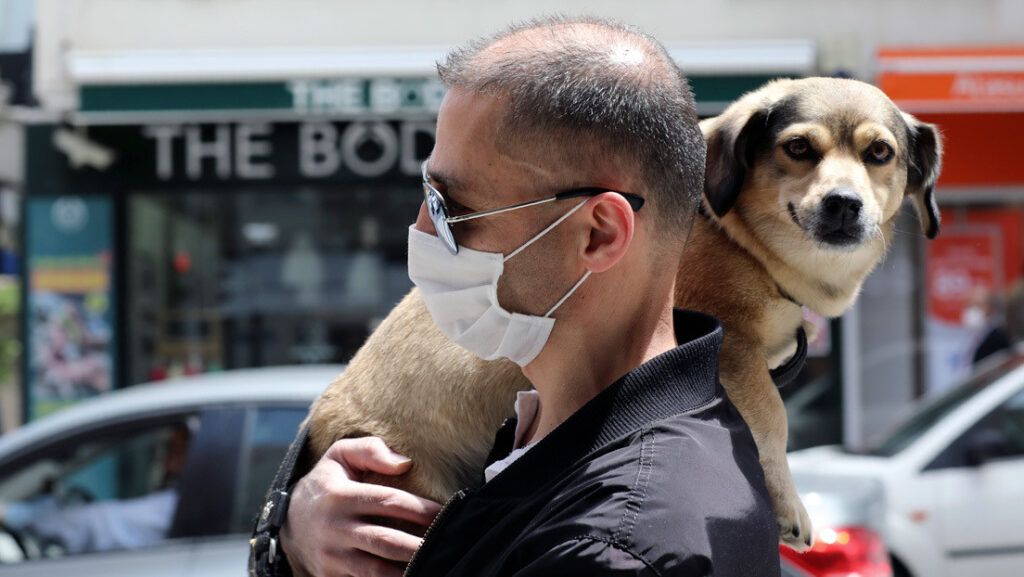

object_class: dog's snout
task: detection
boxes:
[815,188,865,247]
[822,189,862,222]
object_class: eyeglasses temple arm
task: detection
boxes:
[445,196,559,224]
[555,189,645,211]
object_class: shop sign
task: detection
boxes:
[79,78,446,116]
[78,75,784,118]
[286,78,446,114]
[25,196,115,420]
[134,120,435,182]
[926,226,1002,325]
[924,225,1003,393]
[877,47,1024,112]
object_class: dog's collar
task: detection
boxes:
[769,326,808,389]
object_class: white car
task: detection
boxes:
[0,366,340,576]
[788,349,1024,577]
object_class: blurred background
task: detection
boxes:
[0,1,1022,576]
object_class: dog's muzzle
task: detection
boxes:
[813,188,864,246]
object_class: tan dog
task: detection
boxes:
[306,77,941,549]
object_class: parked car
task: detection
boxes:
[788,348,1024,577]
[781,475,892,577]
[0,365,341,576]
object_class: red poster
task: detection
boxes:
[927,227,1002,325]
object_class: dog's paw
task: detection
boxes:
[776,495,814,551]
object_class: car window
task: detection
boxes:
[0,418,197,563]
[990,389,1024,454]
[230,406,308,534]
[927,388,1024,470]
[868,359,1024,457]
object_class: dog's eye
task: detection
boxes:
[865,141,894,164]
[783,138,815,161]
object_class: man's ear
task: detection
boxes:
[902,112,943,239]
[703,107,771,218]
[581,192,634,274]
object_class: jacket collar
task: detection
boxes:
[479,308,723,496]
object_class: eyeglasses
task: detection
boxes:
[421,161,645,254]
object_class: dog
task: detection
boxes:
[304,77,942,549]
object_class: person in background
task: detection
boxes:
[965,287,1013,366]
[0,423,191,555]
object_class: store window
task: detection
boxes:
[127,184,420,384]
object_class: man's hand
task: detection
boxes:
[279,437,442,577]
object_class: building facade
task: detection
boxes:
[14,0,1024,449]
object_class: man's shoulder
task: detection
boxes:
[556,402,772,521]
[521,404,780,575]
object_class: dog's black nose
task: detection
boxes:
[816,188,864,246]
[821,189,862,223]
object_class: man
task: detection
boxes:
[275,17,779,577]
[0,423,191,555]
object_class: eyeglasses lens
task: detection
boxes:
[423,183,459,254]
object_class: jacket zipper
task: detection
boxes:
[403,489,467,577]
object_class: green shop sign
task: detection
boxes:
[80,78,448,116]
[78,75,782,118]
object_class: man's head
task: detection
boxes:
[432,16,703,239]
[413,17,703,367]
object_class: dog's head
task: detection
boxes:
[702,77,942,254]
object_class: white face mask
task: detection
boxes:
[962,306,987,330]
[407,200,592,366]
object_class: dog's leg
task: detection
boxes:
[719,335,813,550]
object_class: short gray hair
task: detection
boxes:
[437,16,705,240]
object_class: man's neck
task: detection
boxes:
[521,300,677,445]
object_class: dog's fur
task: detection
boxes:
[305,77,942,549]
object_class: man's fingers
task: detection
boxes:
[332,482,441,527]
[327,437,414,477]
[343,522,423,562]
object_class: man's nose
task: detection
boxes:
[414,201,438,236]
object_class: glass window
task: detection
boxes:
[231,406,308,534]
[0,418,196,562]
[985,388,1024,455]
[127,185,420,385]
[870,359,1024,457]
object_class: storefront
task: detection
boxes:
[877,46,1024,394]
[20,42,820,420]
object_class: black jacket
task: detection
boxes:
[403,309,780,577]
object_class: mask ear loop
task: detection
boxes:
[503,199,589,262]
[544,269,592,317]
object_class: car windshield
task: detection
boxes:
[867,355,1024,457]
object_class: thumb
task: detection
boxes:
[328,437,414,477]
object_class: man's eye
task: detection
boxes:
[446,198,473,216]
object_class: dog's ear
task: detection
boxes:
[703,108,770,217]
[903,112,943,239]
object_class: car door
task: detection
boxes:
[185,404,309,577]
[923,387,1024,577]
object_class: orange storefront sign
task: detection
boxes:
[878,47,1024,113]
[878,46,1024,187]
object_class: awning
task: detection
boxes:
[877,47,1024,113]
[68,40,817,123]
